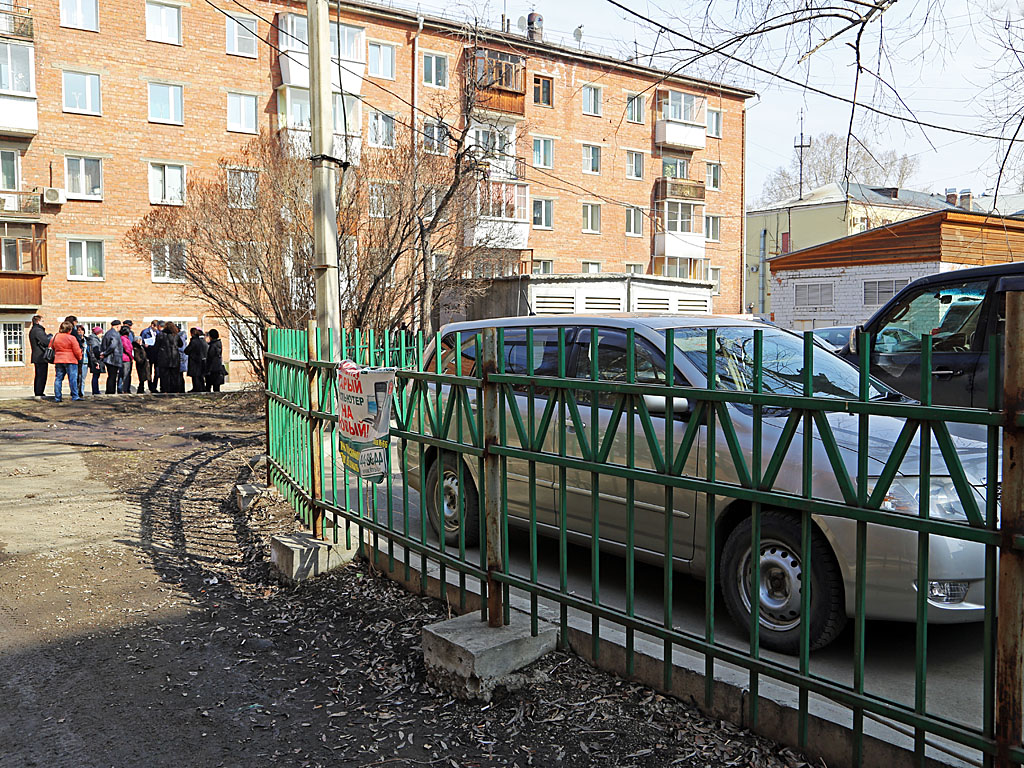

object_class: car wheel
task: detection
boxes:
[720,511,846,654]
[425,453,480,547]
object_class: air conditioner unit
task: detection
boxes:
[43,187,67,205]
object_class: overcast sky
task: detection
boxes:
[393,0,1018,203]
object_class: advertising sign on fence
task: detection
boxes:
[335,360,396,483]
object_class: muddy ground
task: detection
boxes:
[0,393,817,768]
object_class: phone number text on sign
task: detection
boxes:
[358,446,387,478]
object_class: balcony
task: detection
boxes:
[282,127,361,166]
[654,230,705,260]
[0,190,41,218]
[655,119,706,151]
[0,226,47,308]
[468,178,530,249]
[0,4,32,39]
[655,176,705,201]
[469,48,525,116]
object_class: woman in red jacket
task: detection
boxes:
[49,321,83,403]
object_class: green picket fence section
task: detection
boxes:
[265,323,1022,768]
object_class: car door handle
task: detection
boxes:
[932,368,960,379]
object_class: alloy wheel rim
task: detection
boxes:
[440,469,461,531]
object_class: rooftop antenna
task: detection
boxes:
[573,24,583,48]
[794,109,812,201]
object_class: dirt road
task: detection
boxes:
[0,394,813,768]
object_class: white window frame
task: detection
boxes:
[709,266,722,295]
[626,150,643,180]
[145,1,182,45]
[582,84,602,116]
[367,110,395,148]
[148,82,184,125]
[67,239,105,281]
[625,206,643,237]
[0,321,25,366]
[0,42,33,96]
[334,92,360,135]
[707,108,723,138]
[65,155,103,200]
[662,156,688,179]
[332,23,364,61]
[532,137,553,169]
[706,162,722,191]
[226,168,258,209]
[225,15,257,57]
[423,120,448,154]
[148,162,186,205]
[368,181,391,219]
[0,148,19,191]
[532,198,553,229]
[626,263,645,275]
[582,144,601,175]
[279,13,307,53]
[151,241,187,283]
[62,70,101,115]
[422,52,448,88]
[60,0,98,31]
[368,41,396,79]
[795,282,835,308]
[582,260,601,273]
[665,201,693,233]
[662,90,700,123]
[582,203,601,234]
[626,93,644,124]
[227,92,258,134]
[227,318,259,361]
[704,214,720,242]
[532,260,553,274]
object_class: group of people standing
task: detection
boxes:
[28,315,226,403]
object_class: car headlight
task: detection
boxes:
[871,476,968,522]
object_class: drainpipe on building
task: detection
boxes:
[758,228,767,316]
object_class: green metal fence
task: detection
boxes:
[266,318,1024,768]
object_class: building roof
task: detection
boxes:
[322,0,758,100]
[973,192,1024,218]
[751,181,962,215]
[767,209,1024,270]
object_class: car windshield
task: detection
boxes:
[669,326,887,400]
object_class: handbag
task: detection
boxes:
[43,346,55,364]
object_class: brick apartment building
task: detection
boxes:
[0,0,753,386]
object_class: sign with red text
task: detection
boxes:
[335,360,396,483]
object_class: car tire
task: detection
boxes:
[424,453,480,547]
[720,511,846,654]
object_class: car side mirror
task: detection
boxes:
[849,325,864,354]
[643,394,691,418]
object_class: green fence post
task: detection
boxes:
[997,290,1024,767]
[307,318,324,538]
[481,327,503,627]
[264,325,273,489]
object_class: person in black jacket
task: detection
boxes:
[204,329,225,392]
[28,314,49,397]
[183,327,209,392]
[153,322,183,393]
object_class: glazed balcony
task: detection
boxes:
[654,118,706,151]
[469,48,525,115]
[0,227,47,308]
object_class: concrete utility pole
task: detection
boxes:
[307,0,341,361]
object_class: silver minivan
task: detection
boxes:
[408,315,991,653]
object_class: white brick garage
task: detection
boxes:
[766,210,1024,331]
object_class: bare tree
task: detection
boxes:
[757,132,919,205]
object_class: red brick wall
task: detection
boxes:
[0,0,749,386]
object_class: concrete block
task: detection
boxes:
[270,532,358,582]
[422,610,557,701]
[235,483,263,512]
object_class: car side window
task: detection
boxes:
[501,327,566,395]
[573,328,669,407]
[437,333,479,375]
[873,280,988,354]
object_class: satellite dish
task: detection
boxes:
[517,16,527,32]
[573,25,583,43]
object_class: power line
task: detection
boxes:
[602,0,1024,146]
[209,0,730,234]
